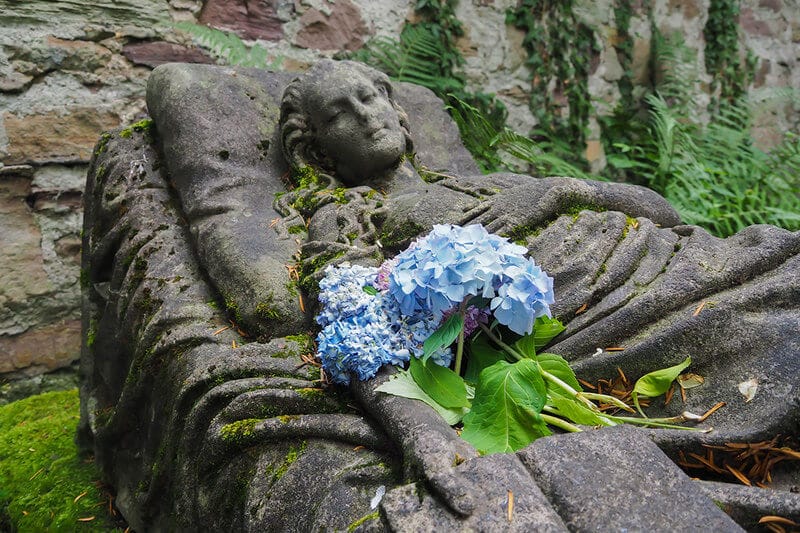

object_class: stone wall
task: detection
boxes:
[1,0,797,382]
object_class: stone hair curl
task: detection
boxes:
[279,60,414,183]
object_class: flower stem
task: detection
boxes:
[540,412,583,433]
[608,415,709,431]
[477,323,524,361]
[579,392,636,413]
[454,319,466,376]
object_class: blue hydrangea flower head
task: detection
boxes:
[387,224,554,335]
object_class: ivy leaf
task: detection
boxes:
[422,313,464,363]
[362,285,378,296]
[537,353,582,394]
[464,334,506,383]
[532,316,565,351]
[375,370,465,425]
[409,356,469,409]
[633,356,692,398]
[461,360,551,453]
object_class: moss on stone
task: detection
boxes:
[224,296,243,324]
[347,510,381,532]
[277,414,300,424]
[380,220,424,251]
[272,441,306,483]
[254,293,282,321]
[220,418,260,444]
[119,118,154,140]
[86,319,98,349]
[287,224,307,235]
[0,390,121,531]
[94,132,113,156]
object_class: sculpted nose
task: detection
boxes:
[351,98,379,126]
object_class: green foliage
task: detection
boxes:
[176,22,281,69]
[461,359,551,453]
[704,0,756,107]
[632,356,691,415]
[0,390,121,531]
[422,313,464,362]
[348,7,508,172]
[408,356,469,409]
[375,370,466,424]
[507,0,600,168]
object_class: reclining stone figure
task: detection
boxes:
[79,59,800,530]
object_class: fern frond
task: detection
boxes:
[175,22,280,69]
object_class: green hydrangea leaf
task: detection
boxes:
[461,360,551,453]
[532,316,565,351]
[633,356,692,398]
[546,395,609,426]
[409,356,469,409]
[423,313,464,363]
[464,334,506,383]
[375,369,466,425]
[537,352,582,393]
[362,285,378,296]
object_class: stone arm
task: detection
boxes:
[455,173,683,236]
[146,64,308,340]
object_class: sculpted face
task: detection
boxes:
[304,66,407,185]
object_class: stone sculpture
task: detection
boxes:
[79,60,800,531]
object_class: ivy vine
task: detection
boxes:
[703,0,757,111]
[506,0,601,168]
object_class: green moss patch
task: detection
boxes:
[0,390,122,531]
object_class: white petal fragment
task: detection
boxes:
[370,485,386,510]
[738,378,758,403]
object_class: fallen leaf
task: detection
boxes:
[677,373,705,389]
[738,378,758,402]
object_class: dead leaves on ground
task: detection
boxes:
[677,436,800,488]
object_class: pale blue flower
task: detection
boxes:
[387,224,554,335]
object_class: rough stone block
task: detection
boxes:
[3,108,120,165]
[0,320,81,377]
[518,426,743,531]
[122,41,214,68]
[199,0,284,41]
[294,0,370,51]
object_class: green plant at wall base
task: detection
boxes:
[0,390,122,531]
[349,5,508,171]
[176,22,282,69]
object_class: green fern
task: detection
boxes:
[175,22,281,69]
[349,23,507,172]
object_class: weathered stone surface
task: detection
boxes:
[0,0,171,38]
[122,41,213,67]
[518,426,742,531]
[697,480,800,530]
[198,0,284,41]
[82,62,800,531]
[0,320,80,376]
[2,108,120,164]
[0,176,52,321]
[294,0,371,51]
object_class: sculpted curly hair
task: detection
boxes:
[279,60,413,186]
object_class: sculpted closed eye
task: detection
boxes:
[328,110,343,123]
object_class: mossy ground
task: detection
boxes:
[0,389,123,531]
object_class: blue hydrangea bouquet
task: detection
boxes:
[316,224,704,453]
